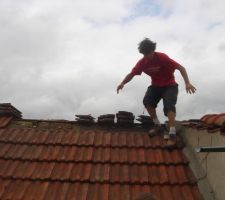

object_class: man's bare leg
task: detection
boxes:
[166,110,177,148]
[167,111,176,127]
[146,106,160,126]
[146,106,162,137]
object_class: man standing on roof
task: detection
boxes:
[117,38,196,146]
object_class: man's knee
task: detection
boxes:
[163,107,176,116]
[143,96,149,107]
[143,97,157,109]
[146,105,156,112]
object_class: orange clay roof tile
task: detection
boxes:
[0,118,203,200]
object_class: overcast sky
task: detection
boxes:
[1,0,225,122]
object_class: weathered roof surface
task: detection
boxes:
[0,118,203,200]
[0,116,13,128]
[181,113,225,134]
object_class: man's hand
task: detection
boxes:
[117,83,124,94]
[186,83,196,94]
[116,73,134,94]
[177,66,196,94]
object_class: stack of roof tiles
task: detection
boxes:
[0,103,22,118]
[181,113,225,135]
[136,115,154,128]
[97,114,115,126]
[116,111,135,126]
[75,114,95,125]
[0,104,203,200]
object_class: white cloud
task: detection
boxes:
[0,0,225,122]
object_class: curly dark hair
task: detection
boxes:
[138,38,156,55]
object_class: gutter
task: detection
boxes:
[195,146,225,152]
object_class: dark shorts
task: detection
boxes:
[143,84,178,116]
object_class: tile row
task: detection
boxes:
[0,159,196,185]
[0,117,13,128]
[0,180,203,200]
[0,143,188,164]
[0,128,183,148]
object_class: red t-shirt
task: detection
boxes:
[131,52,180,86]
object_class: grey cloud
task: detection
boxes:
[1,0,225,122]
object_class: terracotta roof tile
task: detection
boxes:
[0,144,189,165]
[183,113,225,136]
[0,116,14,128]
[0,180,203,200]
[0,119,203,200]
[0,159,196,185]
[1,128,184,149]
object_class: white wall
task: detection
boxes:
[182,127,225,200]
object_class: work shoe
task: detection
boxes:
[161,124,170,140]
[165,134,177,149]
[163,134,170,140]
[164,127,176,140]
[148,125,163,137]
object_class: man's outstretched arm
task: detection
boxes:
[177,65,196,94]
[117,73,135,93]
